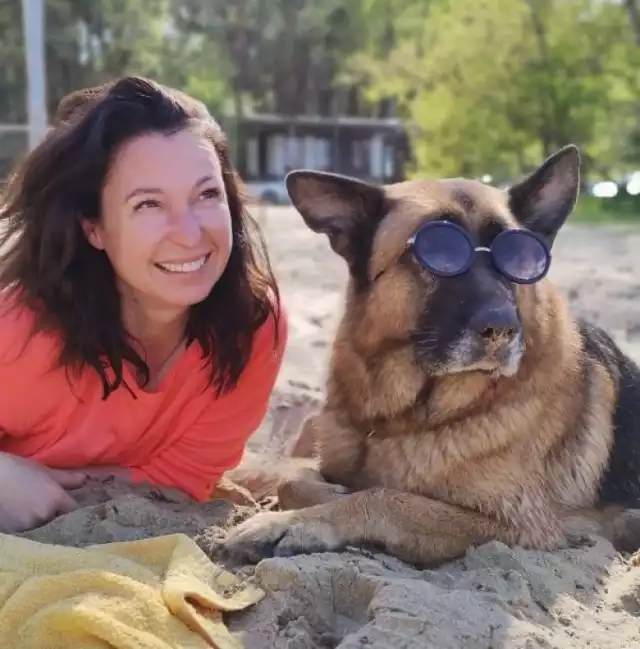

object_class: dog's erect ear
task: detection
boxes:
[507,144,580,245]
[285,169,385,262]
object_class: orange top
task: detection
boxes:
[0,295,287,501]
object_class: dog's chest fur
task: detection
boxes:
[320,352,617,527]
[351,421,543,514]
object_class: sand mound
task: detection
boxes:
[17,473,640,648]
[16,387,640,649]
[18,477,255,549]
[229,539,640,648]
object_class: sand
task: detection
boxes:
[19,207,640,648]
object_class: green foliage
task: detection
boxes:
[2,0,232,122]
[0,1,27,122]
[2,0,639,184]
[345,0,640,180]
[572,193,640,224]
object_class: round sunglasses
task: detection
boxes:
[406,220,551,284]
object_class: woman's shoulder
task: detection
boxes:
[0,289,61,369]
[253,291,288,358]
[193,293,288,395]
[0,289,35,343]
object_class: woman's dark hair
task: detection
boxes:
[0,75,281,399]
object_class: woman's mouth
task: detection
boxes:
[155,253,211,274]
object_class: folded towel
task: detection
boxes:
[0,532,263,649]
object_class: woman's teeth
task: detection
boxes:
[156,255,208,274]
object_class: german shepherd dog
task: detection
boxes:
[223,145,640,567]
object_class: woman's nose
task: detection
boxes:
[169,210,202,246]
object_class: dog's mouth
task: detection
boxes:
[451,331,525,377]
[411,329,525,378]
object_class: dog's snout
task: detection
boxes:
[470,305,521,342]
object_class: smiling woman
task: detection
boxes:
[0,76,287,533]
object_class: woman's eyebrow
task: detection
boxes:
[124,186,163,202]
[194,175,214,188]
[124,175,216,203]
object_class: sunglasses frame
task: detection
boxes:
[407,220,552,285]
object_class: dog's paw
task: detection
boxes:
[222,510,342,564]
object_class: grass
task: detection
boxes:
[571,194,640,225]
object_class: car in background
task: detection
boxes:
[243,179,290,205]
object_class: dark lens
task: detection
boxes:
[412,222,474,276]
[492,230,549,282]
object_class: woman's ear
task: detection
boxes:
[80,219,106,250]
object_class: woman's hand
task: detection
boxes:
[211,475,258,506]
[0,452,87,533]
[81,465,131,480]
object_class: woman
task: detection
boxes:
[0,76,287,533]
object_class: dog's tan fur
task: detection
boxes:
[224,147,640,566]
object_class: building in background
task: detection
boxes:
[0,125,28,178]
[235,112,408,205]
[232,83,410,205]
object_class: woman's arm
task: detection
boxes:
[82,465,131,479]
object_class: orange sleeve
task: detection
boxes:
[129,303,288,501]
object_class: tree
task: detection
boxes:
[346,0,640,179]
[0,0,231,123]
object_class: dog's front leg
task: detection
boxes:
[223,487,553,566]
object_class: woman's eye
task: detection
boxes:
[200,188,221,201]
[133,199,161,211]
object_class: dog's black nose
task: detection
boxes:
[470,304,521,342]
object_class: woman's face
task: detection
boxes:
[85,128,233,318]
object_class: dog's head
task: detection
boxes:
[286,146,580,379]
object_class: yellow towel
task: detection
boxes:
[0,532,264,649]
